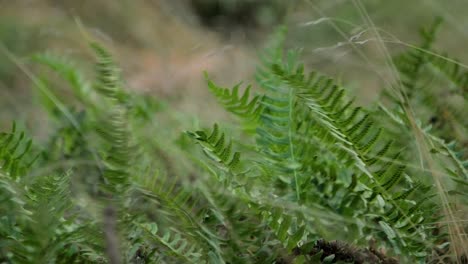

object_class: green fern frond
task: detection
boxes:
[196,30,442,259]
[263,208,307,251]
[425,52,468,99]
[187,123,241,173]
[16,22,464,263]
[0,175,30,262]
[270,60,438,257]
[255,50,307,200]
[58,223,107,263]
[253,36,302,185]
[198,186,271,262]
[140,223,206,264]
[189,126,315,257]
[258,26,287,68]
[19,171,76,262]
[395,17,443,95]
[32,52,92,104]
[90,42,124,101]
[205,72,264,121]
[89,42,136,194]
[394,181,424,201]
[274,63,412,192]
[0,123,38,179]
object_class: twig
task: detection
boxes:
[104,206,122,264]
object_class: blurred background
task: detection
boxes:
[0,0,467,135]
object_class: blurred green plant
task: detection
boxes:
[0,18,37,86]
[0,23,466,264]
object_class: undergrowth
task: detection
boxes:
[0,21,467,264]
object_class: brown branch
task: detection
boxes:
[293,239,399,264]
[104,205,122,264]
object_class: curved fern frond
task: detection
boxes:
[19,171,77,262]
[255,50,305,200]
[263,207,307,251]
[395,17,443,98]
[393,17,467,149]
[140,223,206,264]
[187,123,241,173]
[0,173,32,262]
[0,123,38,179]
[89,42,136,195]
[274,64,411,191]
[90,42,125,102]
[425,53,468,99]
[32,52,92,104]
[270,61,438,257]
[194,27,444,259]
[205,73,264,122]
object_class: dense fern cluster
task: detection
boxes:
[0,23,467,263]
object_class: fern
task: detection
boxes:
[187,123,241,174]
[0,130,102,263]
[206,73,263,122]
[88,42,136,195]
[425,53,468,99]
[1,21,466,263]
[0,173,31,262]
[140,223,206,264]
[394,17,442,100]
[188,27,455,262]
[32,53,92,105]
[272,57,438,258]
[0,123,38,180]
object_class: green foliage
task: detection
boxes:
[205,75,264,122]
[394,17,468,145]
[0,122,37,179]
[187,123,241,174]
[191,26,467,262]
[0,23,467,264]
[197,41,436,262]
